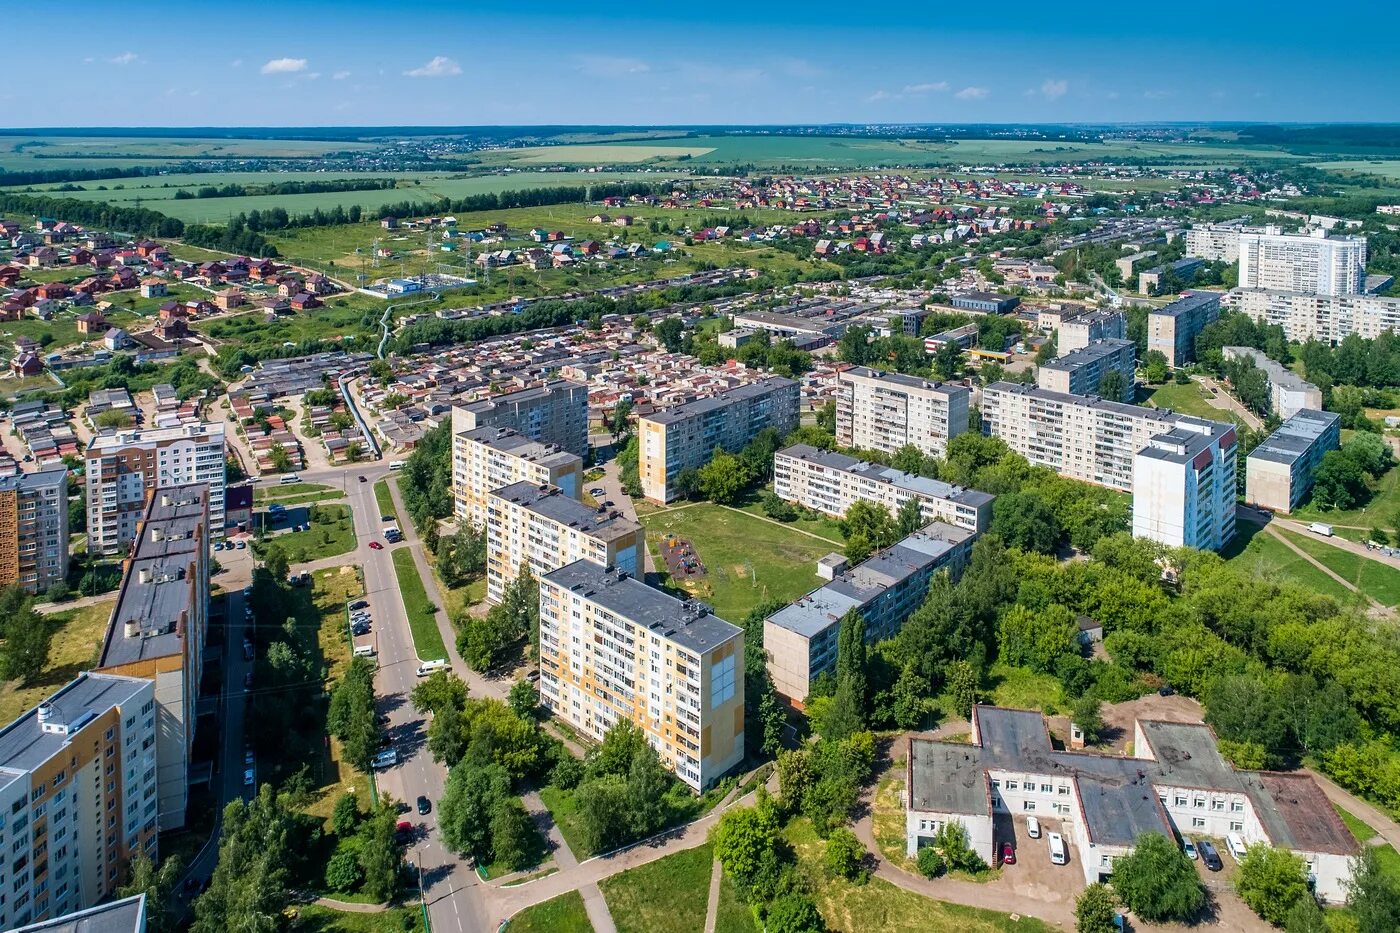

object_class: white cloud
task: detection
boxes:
[955,86,989,100]
[332,70,351,80]
[903,81,949,94]
[1143,89,1173,100]
[867,89,894,102]
[108,52,140,65]
[231,58,243,68]
[261,57,308,75]
[404,56,462,78]
[1038,78,1068,100]
[576,55,650,78]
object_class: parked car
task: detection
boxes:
[1198,840,1223,871]
[1026,816,1041,839]
[213,541,225,551]
[236,540,247,550]
[1183,838,1198,861]
[590,487,605,496]
[1001,842,1015,866]
[382,515,395,523]
[369,541,383,550]
[1226,833,1249,862]
[358,475,367,483]
[350,600,369,610]
[417,795,431,815]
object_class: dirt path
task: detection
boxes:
[702,857,722,933]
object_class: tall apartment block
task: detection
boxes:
[1239,227,1367,296]
[1236,289,1400,343]
[485,481,643,603]
[539,560,744,791]
[1146,291,1221,367]
[84,422,226,555]
[1245,409,1341,514]
[1221,346,1323,418]
[1038,338,1136,402]
[638,377,799,503]
[765,522,976,703]
[451,380,589,458]
[773,444,993,533]
[94,484,210,831]
[1058,309,1126,353]
[0,467,69,594]
[0,673,157,930]
[835,367,970,459]
[451,425,582,528]
[1132,426,1238,551]
[1184,221,1255,262]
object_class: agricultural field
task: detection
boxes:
[0,134,378,171]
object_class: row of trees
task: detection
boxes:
[459,565,538,671]
[173,177,397,200]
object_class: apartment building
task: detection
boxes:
[0,467,69,594]
[1146,291,1221,367]
[1057,309,1126,353]
[1114,250,1157,280]
[451,425,582,528]
[450,380,589,457]
[907,707,1358,901]
[638,377,799,503]
[765,522,975,703]
[835,367,970,459]
[1184,221,1255,262]
[15,895,147,933]
[539,560,744,791]
[773,444,993,533]
[0,673,158,930]
[94,484,210,831]
[1037,339,1136,402]
[485,481,643,603]
[84,422,226,555]
[1138,257,1204,296]
[1236,288,1400,343]
[1239,226,1367,296]
[1132,425,1238,551]
[1246,409,1341,513]
[1221,346,1323,418]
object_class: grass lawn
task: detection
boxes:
[1291,464,1400,528]
[1139,380,1241,424]
[505,890,594,933]
[255,489,347,509]
[640,503,833,622]
[1221,522,1357,604]
[600,843,714,933]
[254,481,334,502]
[713,866,759,933]
[391,547,449,661]
[537,783,591,860]
[0,599,114,724]
[374,478,400,526]
[1278,529,1400,606]
[732,487,845,545]
[784,818,1050,932]
[987,662,1065,715]
[1333,803,1400,884]
[872,762,918,873]
[261,504,357,563]
[292,904,425,932]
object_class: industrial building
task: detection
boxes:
[835,367,970,459]
[952,292,1020,314]
[1245,409,1342,513]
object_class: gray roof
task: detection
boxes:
[0,674,148,774]
[955,290,1015,304]
[1222,346,1318,394]
[842,366,970,400]
[732,310,835,334]
[542,559,741,656]
[1248,409,1340,466]
[458,426,579,469]
[490,481,640,543]
[1150,290,1219,318]
[99,484,208,668]
[1136,426,1219,465]
[984,381,1234,436]
[777,445,993,508]
[14,895,146,933]
[459,379,585,414]
[0,465,66,496]
[644,377,797,425]
[1041,338,1135,373]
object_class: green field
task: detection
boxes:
[0,600,114,725]
[260,503,357,563]
[1309,160,1400,182]
[599,843,714,933]
[390,546,449,661]
[639,503,834,622]
[1277,529,1400,606]
[1138,380,1242,424]
[0,135,377,171]
[1290,465,1400,529]
[505,890,593,933]
[713,867,759,933]
[1223,523,1357,604]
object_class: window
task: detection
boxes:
[709,654,735,708]
[1211,798,1225,811]
[1058,785,1070,796]
[1005,781,1018,791]
[1231,801,1244,813]
[1230,821,1243,833]
[1101,855,1111,867]
[1192,817,1206,828]
[1174,795,1187,807]
[1040,783,1053,794]
[1193,797,1206,809]
[1023,801,1036,812]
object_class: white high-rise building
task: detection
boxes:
[1132,426,1238,551]
[1238,227,1367,296]
[835,367,970,459]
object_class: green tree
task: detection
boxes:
[411,670,469,715]
[119,853,182,933]
[1311,449,1369,511]
[892,444,927,476]
[508,679,538,720]
[0,593,52,684]
[896,496,924,536]
[697,448,750,504]
[947,659,979,718]
[192,785,301,933]
[932,820,987,874]
[1072,696,1106,746]
[997,603,1078,674]
[490,797,540,872]
[427,700,467,765]
[990,491,1061,553]
[916,845,946,878]
[711,792,785,902]
[1144,350,1170,383]
[1109,832,1206,923]
[1075,882,1119,933]
[324,845,364,892]
[841,500,898,551]
[358,800,403,902]
[1236,843,1310,925]
[575,773,631,854]
[1346,847,1400,932]
[331,792,361,837]
[438,761,511,860]
[824,826,867,883]
[327,657,379,770]
[1097,369,1127,401]
[764,894,826,933]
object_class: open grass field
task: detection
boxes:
[0,599,114,725]
[987,662,1065,715]
[292,904,425,933]
[1310,160,1400,182]
[254,481,336,503]
[872,758,918,873]
[639,502,833,622]
[1138,380,1242,424]
[505,890,594,933]
[598,843,714,933]
[1222,522,1357,604]
[1290,465,1400,529]
[390,546,449,661]
[713,866,759,933]
[261,503,357,563]
[0,135,378,171]
[1276,528,1400,607]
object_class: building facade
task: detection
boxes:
[638,378,799,503]
[1057,309,1126,353]
[835,367,970,459]
[0,674,158,930]
[773,445,992,533]
[84,423,226,555]
[1131,426,1238,551]
[1245,409,1342,513]
[1221,346,1323,418]
[952,292,1020,314]
[539,561,744,791]
[765,522,976,703]
[1146,291,1221,367]
[0,467,69,594]
[1235,289,1400,343]
[451,425,582,528]
[94,484,210,831]
[451,380,589,458]
[1238,227,1367,296]
[485,481,643,603]
[1184,221,1254,262]
[1037,339,1136,402]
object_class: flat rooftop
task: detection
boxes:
[543,559,741,656]
[459,379,584,414]
[984,381,1234,437]
[14,895,146,933]
[1150,290,1219,318]
[458,426,579,469]
[0,673,147,774]
[98,484,208,668]
[778,444,993,508]
[490,480,641,543]
[0,465,66,495]
[1040,338,1135,373]
[644,377,797,426]
[86,420,224,452]
[842,366,970,398]
[1248,408,1341,466]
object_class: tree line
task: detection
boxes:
[173,177,398,199]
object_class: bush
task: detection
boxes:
[550,755,584,790]
[823,827,867,883]
[916,845,946,879]
[1075,882,1119,933]
[324,844,364,892]
[933,821,987,874]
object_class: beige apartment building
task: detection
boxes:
[1239,226,1367,296]
[485,481,643,603]
[1057,308,1126,353]
[539,560,744,791]
[94,484,210,831]
[84,422,226,555]
[638,377,799,503]
[0,673,158,930]
[1236,288,1400,343]
[0,467,69,594]
[1038,338,1136,402]
[1245,409,1341,513]
[451,380,589,457]
[835,367,970,459]
[1147,292,1221,367]
[451,425,582,528]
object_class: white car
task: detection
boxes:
[372,749,398,769]
[1026,816,1041,839]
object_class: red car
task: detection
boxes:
[368,541,383,550]
[1001,842,1015,865]
[395,820,412,836]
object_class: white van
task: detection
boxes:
[416,659,449,677]
[371,749,398,769]
[1226,833,1249,862]
[1048,832,1067,866]
[1026,816,1041,839]
[352,644,377,658]
[279,473,301,485]
[389,460,406,471]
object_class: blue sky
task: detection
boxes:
[7,0,1397,127]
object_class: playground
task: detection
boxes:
[660,534,707,580]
